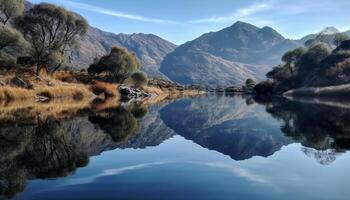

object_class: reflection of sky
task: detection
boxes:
[16,136,350,200]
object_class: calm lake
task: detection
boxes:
[1,95,349,200]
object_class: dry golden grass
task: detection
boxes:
[0,97,91,123]
[141,85,164,96]
[90,80,119,98]
[34,84,91,100]
[0,86,36,101]
[90,97,120,111]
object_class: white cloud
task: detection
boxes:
[49,0,178,24]
[60,161,167,187]
[196,161,269,183]
[189,1,274,24]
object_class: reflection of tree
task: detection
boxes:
[256,97,350,153]
[22,118,90,178]
[0,163,26,199]
[0,118,91,198]
[0,104,148,198]
[301,147,338,165]
[89,106,141,142]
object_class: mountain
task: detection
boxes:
[318,27,340,35]
[297,27,348,45]
[72,27,176,78]
[24,1,176,79]
[160,21,300,86]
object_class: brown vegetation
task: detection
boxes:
[90,80,119,98]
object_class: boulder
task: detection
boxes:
[9,77,31,89]
[118,85,150,100]
[225,86,244,93]
[215,87,225,93]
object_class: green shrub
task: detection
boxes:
[131,71,148,87]
[88,46,140,83]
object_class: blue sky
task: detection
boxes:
[28,0,350,44]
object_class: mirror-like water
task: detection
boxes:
[0,95,349,200]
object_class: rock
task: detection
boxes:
[9,77,31,89]
[215,87,225,93]
[225,86,244,93]
[118,85,150,100]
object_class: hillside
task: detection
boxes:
[72,28,176,79]
[160,21,301,86]
[24,1,176,79]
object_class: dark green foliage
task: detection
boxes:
[131,105,148,119]
[131,71,148,87]
[88,46,140,82]
[336,40,350,50]
[304,39,316,48]
[88,107,140,142]
[0,26,28,54]
[300,43,331,69]
[282,47,306,64]
[244,78,256,91]
[254,80,274,95]
[261,42,336,93]
[0,0,24,25]
[15,3,88,73]
[333,33,349,47]
[260,98,350,152]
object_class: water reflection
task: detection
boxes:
[0,95,350,199]
[160,95,291,160]
[255,96,350,164]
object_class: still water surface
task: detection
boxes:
[1,95,349,200]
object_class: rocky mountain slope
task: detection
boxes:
[72,28,176,79]
[160,21,300,86]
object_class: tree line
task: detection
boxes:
[255,31,350,94]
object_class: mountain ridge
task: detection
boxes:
[160,21,301,86]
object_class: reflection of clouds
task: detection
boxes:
[192,161,268,184]
[60,161,167,187]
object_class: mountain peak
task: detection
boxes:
[231,21,257,29]
[319,27,340,35]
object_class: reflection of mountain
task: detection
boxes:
[0,103,174,198]
[160,96,291,160]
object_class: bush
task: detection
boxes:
[131,71,148,87]
[282,47,306,64]
[0,26,28,53]
[0,0,24,25]
[333,33,349,47]
[88,46,140,83]
[300,42,331,70]
[131,105,148,119]
[244,78,256,91]
[254,80,274,95]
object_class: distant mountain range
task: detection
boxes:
[160,21,303,86]
[21,2,350,85]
